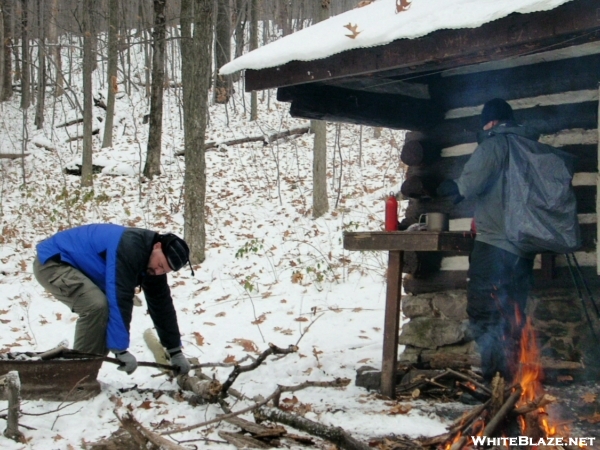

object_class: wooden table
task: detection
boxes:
[343,231,475,397]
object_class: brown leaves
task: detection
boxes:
[232,338,259,353]
[581,392,598,403]
[223,354,236,363]
[388,403,412,415]
[193,332,205,346]
[291,271,303,284]
[343,23,361,39]
[395,0,411,13]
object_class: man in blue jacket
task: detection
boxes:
[437,99,536,383]
[33,223,192,375]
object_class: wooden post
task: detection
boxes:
[4,371,25,443]
[381,251,403,398]
[597,83,599,275]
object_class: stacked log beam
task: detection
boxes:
[399,51,599,294]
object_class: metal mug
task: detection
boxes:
[418,212,449,232]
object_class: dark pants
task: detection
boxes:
[467,241,534,382]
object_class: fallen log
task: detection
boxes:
[116,411,188,450]
[0,153,28,159]
[218,431,271,449]
[56,117,84,128]
[254,405,371,450]
[175,126,311,156]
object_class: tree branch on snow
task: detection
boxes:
[219,343,298,396]
[161,378,349,437]
[115,411,189,450]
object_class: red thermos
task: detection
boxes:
[385,192,398,231]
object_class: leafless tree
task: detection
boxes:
[33,0,45,129]
[81,0,94,187]
[249,0,258,120]
[102,0,118,148]
[19,0,28,109]
[48,0,63,97]
[312,0,329,218]
[214,0,231,104]
[181,0,213,263]
[143,0,167,179]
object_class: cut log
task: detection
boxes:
[177,373,221,403]
[400,140,441,166]
[218,431,271,449]
[400,176,438,199]
[3,371,25,443]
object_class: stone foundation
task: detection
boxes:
[397,288,598,368]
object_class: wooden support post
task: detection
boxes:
[4,371,25,443]
[381,251,403,398]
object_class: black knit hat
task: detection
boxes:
[160,233,192,273]
[481,98,514,127]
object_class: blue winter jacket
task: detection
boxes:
[36,224,182,351]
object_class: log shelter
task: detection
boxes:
[222,0,600,397]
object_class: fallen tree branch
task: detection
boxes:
[482,385,522,437]
[220,343,298,396]
[161,378,348,437]
[175,126,311,156]
[254,405,371,450]
[116,411,188,450]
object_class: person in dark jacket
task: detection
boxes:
[436,98,536,383]
[33,223,193,375]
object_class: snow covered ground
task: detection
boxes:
[0,43,466,448]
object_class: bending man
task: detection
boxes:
[33,223,192,375]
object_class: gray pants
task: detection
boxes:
[33,256,108,355]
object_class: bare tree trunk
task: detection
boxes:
[181,0,213,263]
[311,0,329,218]
[48,0,63,97]
[81,0,94,187]
[249,0,258,121]
[19,0,28,109]
[0,3,4,97]
[143,0,166,179]
[33,0,45,129]
[0,0,11,101]
[232,0,246,61]
[213,0,230,103]
[102,0,118,148]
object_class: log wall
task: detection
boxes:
[399,49,599,294]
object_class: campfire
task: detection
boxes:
[420,318,590,450]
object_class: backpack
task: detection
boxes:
[503,134,581,254]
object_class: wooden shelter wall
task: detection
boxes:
[400,57,599,294]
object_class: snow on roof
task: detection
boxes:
[220,0,573,75]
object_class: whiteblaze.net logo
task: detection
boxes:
[470,436,596,447]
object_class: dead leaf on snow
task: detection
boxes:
[216,312,226,317]
[295,316,309,322]
[388,404,412,415]
[203,322,216,326]
[357,358,371,363]
[193,332,205,346]
[343,23,361,39]
[232,338,259,353]
[139,400,153,409]
[223,354,236,363]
